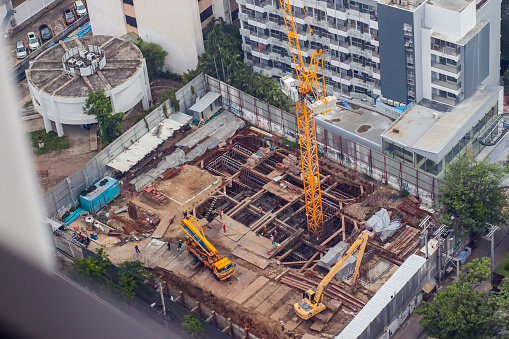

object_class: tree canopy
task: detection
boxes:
[71,248,111,284]
[182,314,205,337]
[198,18,292,111]
[417,258,499,339]
[437,155,509,235]
[83,90,125,145]
[135,38,168,78]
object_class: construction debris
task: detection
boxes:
[143,185,169,205]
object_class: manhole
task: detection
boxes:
[357,125,371,133]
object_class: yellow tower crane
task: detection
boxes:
[279,0,332,238]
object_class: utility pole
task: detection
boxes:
[484,224,499,285]
[156,283,166,315]
[419,216,431,260]
[433,224,448,287]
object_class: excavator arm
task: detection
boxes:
[314,231,368,302]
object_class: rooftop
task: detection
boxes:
[27,35,143,97]
[427,0,473,12]
[317,104,394,145]
[383,86,500,154]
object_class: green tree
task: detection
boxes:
[437,155,509,235]
[182,314,205,337]
[136,38,168,78]
[495,277,509,329]
[417,258,499,339]
[117,274,137,300]
[83,90,125,145]
[71,248,111,283]
[459,257,491,286]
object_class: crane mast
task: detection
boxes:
[279,0,326,238]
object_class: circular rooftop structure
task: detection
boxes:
[27,35,151,135]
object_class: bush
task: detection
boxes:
[30,130,70,155]
[136,112,147,123]
[399,188,410,198]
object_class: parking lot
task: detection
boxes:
[8,0,88,65]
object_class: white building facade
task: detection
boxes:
[87,0,239,74]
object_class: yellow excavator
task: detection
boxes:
[294,231,369,319]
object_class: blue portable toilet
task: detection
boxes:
[79,176,121,214]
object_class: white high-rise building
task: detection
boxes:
[87,0,240,74]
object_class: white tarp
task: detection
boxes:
[132,111,245,191]
[365,208,402,242]
[107,113,192,173]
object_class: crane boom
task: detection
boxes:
[294,231,369,319]
[279,0,326,238]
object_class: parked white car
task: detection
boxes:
[15,41,27,59]
[74,1,87,17]
[26,32,40,51]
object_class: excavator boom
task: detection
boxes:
[294,231,369,319]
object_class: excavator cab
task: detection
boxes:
[295,287,325,320]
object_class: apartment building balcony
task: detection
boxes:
[431,45,460,57]
[242,44,253,53]
[431,61,461,74]
[350,62,373,77]
[266,20,279,30]
[347,29,371,42]
[237,0,246,4]
[253,64,283,78]
[267,36,281,46]
[307,16,329,30]
[349,46,375,59]
[251,48,270,60]
[250,31,270,44]
[432,93,458,106]
[240,28,251,36]
[431,78,461,92]
[239,12,248,22]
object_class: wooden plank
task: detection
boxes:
[241,230,273,248]
[232,276,268,305]
[310,321,326,332]
[270,295,301,321]
[243,282,279,310]
[151,221,169,239]
[255,285,293,315]
[232,247,270,269]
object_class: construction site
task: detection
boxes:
[54,116,437,338]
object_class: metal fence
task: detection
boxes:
[204,75,441,203]
[42,73,207,218]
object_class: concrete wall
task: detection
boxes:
[378,4,413,103]
[133,0,204,74]
[88,0,127,37]
[12,0,57,27]
[476,0,502,87]
[424,1,476,39]
[463,23,490,99]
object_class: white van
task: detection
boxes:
[74,1,87,17]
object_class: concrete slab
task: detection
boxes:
[218,215,250,235]
[63,125,92,155]
[241,230,273,248]
[209,231,239,252]
[147,246,170,269]
[243,281,280,310]
[255,284,293,315]
[232,276,269,305]
[232,247,270,269]
[224,227,244,242]
[151,221,170,239]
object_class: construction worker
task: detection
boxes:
[281,320,285,332]
[183,210,188,218]
[135,244,140,253]
[167,241,171,251]
[263,225,267,232]
[259,206,263,214]
[178,239,183,250]
[270,235,275,245]
[169,216,174,224]
[219,209,223,219]
[223,224,226,233]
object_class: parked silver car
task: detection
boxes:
[15,41,27,59]
[26,32,40,51]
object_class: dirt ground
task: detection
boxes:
[158,165,221,203]
[150,78,182,103]
[34,149,98,192]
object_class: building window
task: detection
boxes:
[125,15,137,27]
[123,0,134,5]
[232,8,239,21]
[200,6,213,22]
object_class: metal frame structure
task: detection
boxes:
[279,0,326,238]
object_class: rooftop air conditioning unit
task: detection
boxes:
[75,60,85,68]
[67,58,77,67]
[87,53,97,61]
[91,59,98,67]
[79,50,88,59]
[401,0,408,6]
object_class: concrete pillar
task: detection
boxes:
[50,95,64,136]
[55,121,64,137]
[43,115,53,133]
